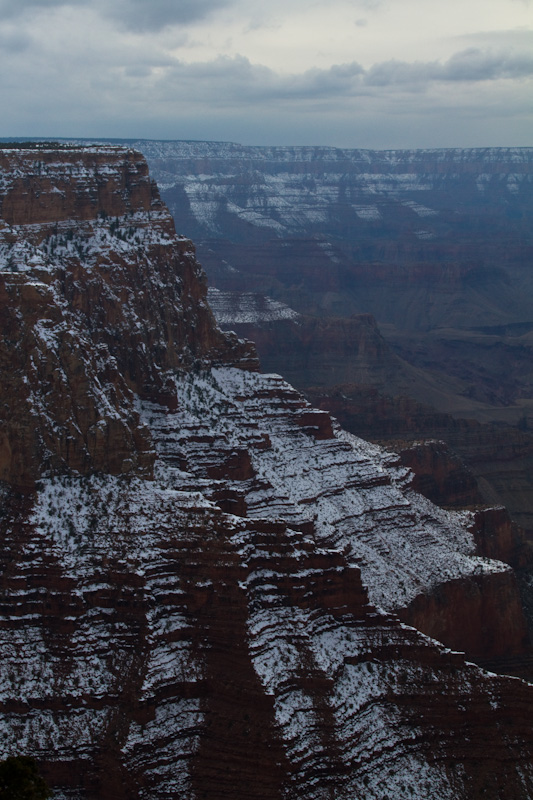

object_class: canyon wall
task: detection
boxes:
[1,145,533,798]
[15,138,533,534]
[107,138,533,533]
[0,146,255,489]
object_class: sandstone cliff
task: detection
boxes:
[1,145,533,799]
[0,145,255,489]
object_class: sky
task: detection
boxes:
[0,0,531,148]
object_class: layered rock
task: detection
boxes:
[1,146,533,799]
[0,145,255,489]
[387,439,483,508]
[124,138,533,536]
[3,368,533,798]
[18,138,533,534]
[306,383,533,534]
[2,465,533,799]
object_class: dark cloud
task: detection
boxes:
[0,0,231,29]
[0,29,33,52]
[156,56,366,105]
[365,59,439,86]
[365,48,533,87]
[154,48,532,107]
[105,0,232,31]
[443,47,533,81]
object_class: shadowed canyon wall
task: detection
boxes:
[1,145,533,798]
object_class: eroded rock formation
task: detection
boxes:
[100,138,533,535]
[1,145,533,799]
[0,146,255,489]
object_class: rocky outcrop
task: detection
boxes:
[0,146,153,225]
[0,271,155,487]
[470,506,532,568]
[306,383,533,534]
[219,313,411,389]
[160,368,533,671]
[2,470,533,799]
[398,570,530,666]
[1,146,533,799]
[395,503,533,677]
[0,145,256,489]
[393,439,483,508]
[20,138,533,537]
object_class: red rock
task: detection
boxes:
[1,146,533,799]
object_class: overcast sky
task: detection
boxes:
[0,0,531,148]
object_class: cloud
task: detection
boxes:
[365,48,533,87]
[153,47,533,107]
[0,28,33,53]
[356,0,383,9]
[443,47,533,81]
[104,0,233,31]
[0,0,531,152]
[0,0,233,29]
[152,56,367,106]
[0,0,70,17]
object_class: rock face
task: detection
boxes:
[1,145,533,799]
[0,145,255,489]
[306,383,533,534]
[101,138,533,534]
[387,439,483,509]
[17,137,533,534]
[131,140,533,335]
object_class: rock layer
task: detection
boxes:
[306,383,533,534]
[103,138,533,536]
[0,146,533,798]
[0,145,255,489]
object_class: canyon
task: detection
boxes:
[97,139,533,537]
[0,144,533,798]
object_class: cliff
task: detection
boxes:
[0,145,255,489]
[22,138,533,535]
[114,138,533,536]
[305,383,533,534]
[1,145,533,799]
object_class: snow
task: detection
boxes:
[0,144,530,795]
[0,208,176,276]
[353,204,382,221]
[0,356,521,798]
[402,200,438,217]
[164,367,507,612]
[207,287,299,324]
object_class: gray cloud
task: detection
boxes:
[154,56,367,105]
[156,48,533,105]
[0,0,232,29]
[0,0,71,17]
[0,4,531,152]
[365,59,438,86]
[365,48,533,86]
[104,0,232,31]
[0,28,33,53]
[443,47,533,81]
